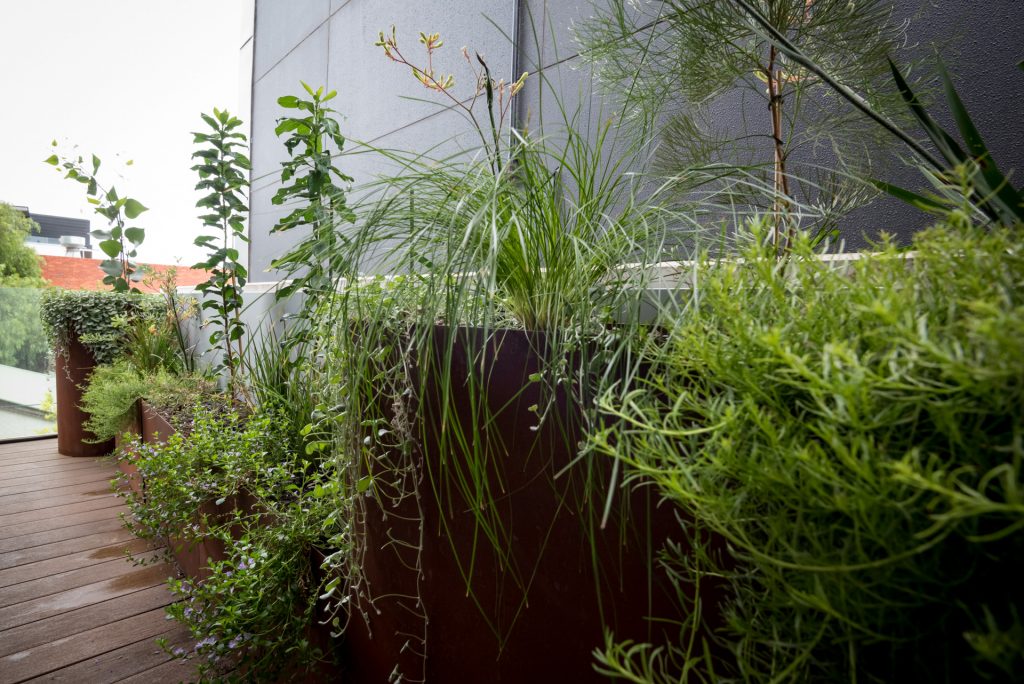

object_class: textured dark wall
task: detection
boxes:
[247,1,1024,279]
[840,0,1024,246]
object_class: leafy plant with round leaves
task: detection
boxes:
[39,288,163,365]
[44,144,148,292]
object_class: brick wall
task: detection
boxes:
[40,256,209,292]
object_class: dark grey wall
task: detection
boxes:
[247,0,1024,280]
[842,0,1024,246]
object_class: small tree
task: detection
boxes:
[45,145,148,292]
[0,203,48,371]
[0,202,43,280]
[577,0,915,248]
[270,83,355,315]
[191,109,251,398]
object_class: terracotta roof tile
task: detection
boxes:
[40,256,209,293]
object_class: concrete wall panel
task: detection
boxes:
[253,0,331,80]
[247,0,1024,280]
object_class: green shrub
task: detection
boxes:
[80,362,212,442]
[80,361,149,441]
[117,408,341,680]
[0,279,48,371]
[40,288,163,365]
[592,220,1024,682]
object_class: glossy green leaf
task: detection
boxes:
[123,198,148,219]
[124,227,145,245]
[99,239,121,258]
[870,179,949,214]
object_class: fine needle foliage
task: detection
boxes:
[575,0,915,248]
[722,2,1024,228]
[589,213,1024,682]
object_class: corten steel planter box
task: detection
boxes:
[168,490,261,582]
[115,399,178,498]
[126,399,247,582]
[342,326,701,683]
[140,400,175,445]
[55,333,114,457]
[114,401,144,497]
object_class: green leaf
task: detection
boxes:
[869,179,949,214]
[123,199,148,219]
[44,154,59,166]
[124,227,145,245]
[99,240,121,258]
[99,259,123,276]
[937,60,1024,223]
[277,95,300,108]
[888,59,966,168]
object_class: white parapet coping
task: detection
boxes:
[174,251,916,329]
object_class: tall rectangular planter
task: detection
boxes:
[114,400,144,497]
[342,326,705,683]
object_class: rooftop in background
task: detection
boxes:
[40,255,208,293]
[26,209,91,247]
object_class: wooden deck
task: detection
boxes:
[0,438,200,683]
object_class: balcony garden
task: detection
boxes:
[12,2,1023,682]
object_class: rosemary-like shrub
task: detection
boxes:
[593,219,1024,682]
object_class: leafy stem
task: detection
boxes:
[191,108,252,402]
[44,145,148,292]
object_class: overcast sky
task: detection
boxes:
[0,0,243,265]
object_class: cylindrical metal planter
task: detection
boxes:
[55,333,113,457]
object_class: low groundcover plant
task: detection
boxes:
[116,407,342,681]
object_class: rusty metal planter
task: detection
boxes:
[55,333,113,457]
[342,326,698,682]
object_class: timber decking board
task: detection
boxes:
[0,478,120,505]
[0,527,137,570]
[0,585,175,658]
[0,441,61,457]
[0,516,126,554]
[0,468,119,496]
[0,607,176,681]
[0,441,198,684]
[114,650,212,684]
[0,505,128,541]
[21,626,196,683]
[0,539,154,589]
[0,445,71,460]
[0,491,119,518]
[0,549,164,608]
[0,458,110,475]
[0,496,123,528]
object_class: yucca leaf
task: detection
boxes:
[937,60,1024,223]
[888,59,968,169]
[870,179,950,214]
